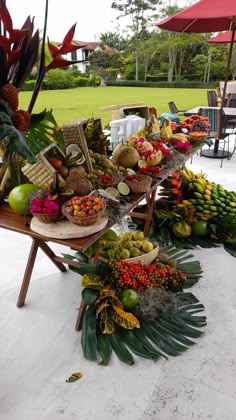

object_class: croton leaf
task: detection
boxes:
[100,307,115,334]
[66,372,83,383]
[96,298,110,316]
[112,304,140,330]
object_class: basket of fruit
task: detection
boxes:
[32,212,61,224]
[124,244,160,266]
[125,174,152,193]
[98,173,124,188]
[62,195,106,226]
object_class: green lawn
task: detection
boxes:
[19,86,208,127]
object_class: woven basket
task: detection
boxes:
[62,204,106,226]
[62,118,102,173]
[22,143,65,188]
[125,175,152,193]
[32,212,61,224]
[98,174,124,188]
[124,245,159,266]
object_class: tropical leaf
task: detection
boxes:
[0,123,36,163]
[66,372,83,383]
[81,274,104,289]
[100,307,115,334]
[81,305,97,362]
[81,288,98,305]
[97,331,112,366]
[112,304,140,330]
[223,240,236,258]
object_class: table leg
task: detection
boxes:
[143,187,157,235]
[17,238,66,308]
[201,139,231,159]
[17,239,39,307]
[38,240,67,272]
[75,299,86,331]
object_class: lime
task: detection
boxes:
[137,159,147,168]
[119,288,139,309]
[191,221,210,237]
[117,182,130,195]
[105,187,119,198]
[8,184,40,215]
[172,220,192,239]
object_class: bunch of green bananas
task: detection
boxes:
[178,167,236,222]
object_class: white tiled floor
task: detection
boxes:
[1,137,236,420]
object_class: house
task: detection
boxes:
[69,41,115,74]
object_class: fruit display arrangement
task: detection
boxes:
[67,235,206,366]
[153,166,236,255]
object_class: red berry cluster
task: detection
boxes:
[106,259,186,292]
[106,260,149,291]
[147,264,186,291]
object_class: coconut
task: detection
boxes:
[112,143,127,161]
[116,146,140,168]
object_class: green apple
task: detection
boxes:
[119,288,139,309]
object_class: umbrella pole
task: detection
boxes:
[221,27,236,111]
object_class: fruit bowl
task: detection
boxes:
[98,173,124,188]
[123,245,159,266]
[62,195,106,226]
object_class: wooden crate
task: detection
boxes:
[22,144,65,188]
[100,103,147,120]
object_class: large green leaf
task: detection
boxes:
[0,123,36,163]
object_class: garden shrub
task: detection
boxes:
[21,80,36,91]
[74,76,90,87]
[43,69,75,90]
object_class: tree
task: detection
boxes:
[100,31,129,52]
[111,0,161,80]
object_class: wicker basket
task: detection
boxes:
[62,118,103,173]
[22,144,65,188]
[124,245,159,266]
[32,212,61,224]
[98,174,124,188]
[125,174,152,193]
[62,204,106,226]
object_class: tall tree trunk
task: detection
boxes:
[135,51,139,81]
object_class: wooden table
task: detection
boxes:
[184,106,236,159]
[0,151,195,330]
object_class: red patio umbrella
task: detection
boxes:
[156,0,236,108]
[207,30,236,43]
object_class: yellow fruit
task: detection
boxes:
[120,249,130,259]
[129,247,140,257]
[142,241,154,253]
[105,187,119,198]
[132,230,145,241]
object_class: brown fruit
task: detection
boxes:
[1,83,19,112]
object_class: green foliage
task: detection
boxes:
[21,80,36,91]
[74,76,90,87]
[43,69,75,90]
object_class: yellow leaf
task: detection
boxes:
[81,274,103,289]
[112,304,140,330]
[96,298,110,316]
[100,307,115,334]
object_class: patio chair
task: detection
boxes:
[168,101,187,115]
[207,90,218,107]
[198,107,231,167]
[225,93,236,157]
